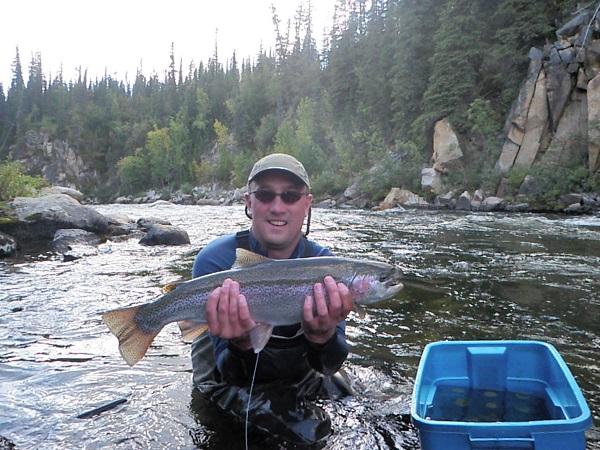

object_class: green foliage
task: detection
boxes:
[117,154,148,195]
[360,142,424,199]
[467,98,501,138]
[0,1,584,202]
[528,163,590,203]
[0,161,48,201]
[507,166,529,193]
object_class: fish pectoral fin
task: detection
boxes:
[249,323,274,354]
[178,320,208,343]
[353,303,367,319]
[232,248,272,269]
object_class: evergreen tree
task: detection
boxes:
[420,0,487,133]
[389,0,441,141]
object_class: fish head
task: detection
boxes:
[349,261,404,305]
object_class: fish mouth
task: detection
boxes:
[380,268,404,294]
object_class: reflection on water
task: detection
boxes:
[0,205,599,449]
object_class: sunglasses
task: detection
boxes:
[250,189,308,204]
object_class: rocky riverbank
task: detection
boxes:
[1,184,599,259]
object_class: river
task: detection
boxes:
[0,204,599,449]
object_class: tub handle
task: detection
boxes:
[469,436,534,449]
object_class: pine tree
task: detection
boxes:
[420,0,487,131]
[389,0,441,141]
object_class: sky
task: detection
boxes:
[0,0,337,89]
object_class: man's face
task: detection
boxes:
[245,171,312,258]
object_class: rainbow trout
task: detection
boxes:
[102,249,403,366]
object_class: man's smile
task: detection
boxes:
[268,219,288,227]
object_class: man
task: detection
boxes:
[190,153,354,445]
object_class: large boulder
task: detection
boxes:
[51,229,105,253]
[0,194,109,243]
[380,188,428,210]
[432,118,463,173]
[455,191,472,211]
[139,224,190,246]
[480,196,506,212]
[421,167,443,194]
[137,217,172,231]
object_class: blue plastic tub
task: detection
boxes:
[411,341,592,450]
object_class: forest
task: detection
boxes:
[0,0,590,202]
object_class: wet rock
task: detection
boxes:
[0,232,18,257]
[139,224,190,246]
[105,214,137,237]
[136,217,172,231]
[51,229,105,254]
[0,434,16,449]
[0,194,108,243]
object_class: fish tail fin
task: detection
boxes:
[102,306,159,366]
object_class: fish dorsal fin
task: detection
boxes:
[161,282,181,294]
[232,248,272,269]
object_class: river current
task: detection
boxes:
[0,204,599,449]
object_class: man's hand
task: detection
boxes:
[303,276,353,345]
[205,278,256,350]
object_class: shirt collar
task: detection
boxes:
[248,230,304,259]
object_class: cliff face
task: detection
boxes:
[9,131,98,190]
[494,6,600,192]
[421,6,600,199]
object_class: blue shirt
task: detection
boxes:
[191,230,349,385]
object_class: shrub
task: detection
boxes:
[0,161,48,201]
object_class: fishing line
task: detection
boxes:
[245,350,260,450]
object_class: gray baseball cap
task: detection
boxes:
[247,153,311,188]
